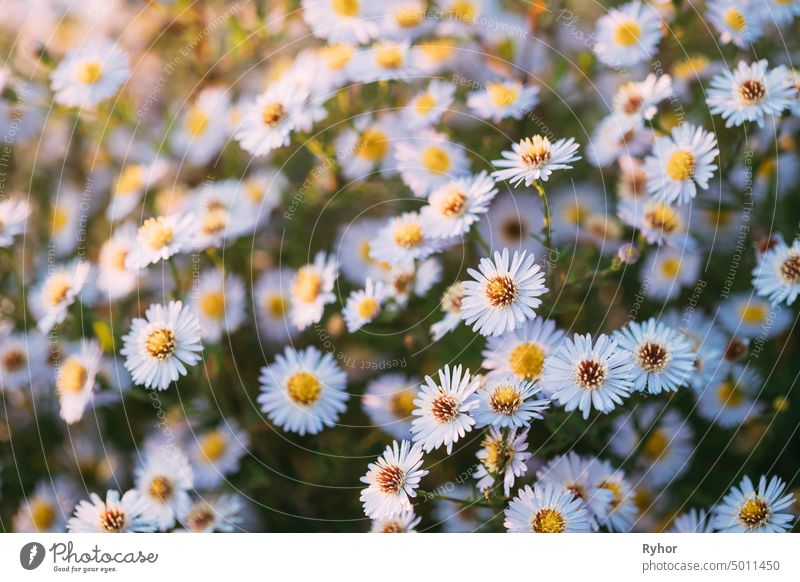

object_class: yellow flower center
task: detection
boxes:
[396,7,424,27]
[645,203,681,235]
[414,93,437,115]
[673,55,710,80]
[421,145,451,174]
[185,105,209,137]
[292,267,322,303]
[30,500,56,530]
[199,430,227,462]
[266,293,288,317]
[140,217,174,250]
[435,186,467,217]
[357,297,379,319]
[485,275,517,307]
[51,206,68,233]
[394,223,423,248]
[740,303,767,324]
[331,0,359,17]
[200,291,225,319]
[487,82,519,107]
[660,257,681,278]
[262,102,285,127]
[286,371,322,406]
[448,0,476,22]
[489,385,522,415]
[666,150,696,181]
[724,8,747,31]
[374,44,405,69]
[509,342,546,380]
[531,508,566,533]
[148,476,174,502]
[244,180,263,203]
[356,127,389,161]
[45,273,73,307]
[520,135,551,168]
[77,60,103,84]
[145,327,177,360]
[389,390,417,418]
[641,429,669,460]
[717,380,744,407]
[417,38,456,61]
[201,208,228,236]
[115,165,144,195]
[320,44,355,70]
[57,358,87,394]
[99,508,127,532]
[614,20,641,47]
[738,497,770,529]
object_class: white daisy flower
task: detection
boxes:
[713,475,795,532]
[185,180,256,251]
[613,73,673,124]
[55,340,103,425]
[135,451,193,531]
[695,364,765,428]
[189,269,247,343]
[336,218,390,284]
[369,212,447,266]
[50,40,130,108]
[12,479,75,533]
[68,489,156,533]
[613,317,696,394]
[410,38,459,75]
[420,171,498,239]
[482,317,565,384]
[395,130,471,197]
[669,508,714,532]
[473,427,532,497]
[593,461,638,532]
[593,1,663,69]
[706,0,764,48]
[362,373,419,440]
[0,197,30,247]
[491,135,581,187]
[762,0,800,25]
[504,482,591,533]
[611,405,694,486]
[30,260,92,333]
[467,81,539,122]
[253,268,297,344]
[718,293,792,338]
[349,41,417,83]
[289,251,339,331]
[478,191,545,256]
[411,364,480,454]
[171,86,230,165]
[707,60,795,128]
[258,346,349,436]
[379,257,442,307]
[360,439,427,519]
[370,510,421,533]
[125,213,196,270]
[403,79,455,128]
[542,333,634,419]
[189,421,249,489]
[302,0,379,44]
[235,82,319,157]
[662,308,727,392]
[752,237,800,305]
[586,113,653,167]
[641,247,702,301]
[379,0,432,41]
[618,196,693,248]
[643,123,719,205]
[335,114,402,181]
[537,453,616,528]
[343,278,388,332]
[430,281,465,341]
[97,223,139,301]
[48,186,83,257]
[179,494,244,533]
[0,331,48,392]
[473,376,550,429]
[239,168,287,225]
[107,159,169,222]
[461,248,548,337]
[121,300,203,390]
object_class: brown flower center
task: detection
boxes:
[431,393,459,423]
[637,342,670,373]
[780,255,800,284]
[148,476,174,502]
[99,508,127,532]
[738,79,766,104]
[575,359,606,390]
[376,464,405,494]
[738,497,771,529]
[485,275,517,307]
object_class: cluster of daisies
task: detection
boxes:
[2,0,800,533]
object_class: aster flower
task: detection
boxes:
[491,135,581,187]
[12,479,75,533]
[752,237,800,305]
[467,80,539,122]
[370,510,422,533]
[253,268,297,344]
[669,508,714,533]
[189,421,249,488]
[179,494,244,533]
[613,74,673,124]
[171,86,230,166]
[302,0,379,45]
[706,0,764,48]
[349,41,417,83]
[613,318,696,394]
[482,317,565,383]
[478,191,545,255]
[125,213,196,270]
[55,340,103,425]
[68,490,156,533]
[430,282,465,341]
[335,114,402,181]
[30,260,92,333]
[504,483,591,533]
[0,331,48,392]
[473,376,550,429]
[107,159,170,222]
[718,293,791,338]
[360,440,428,519]
[403,79,455,128]
[135,450,193,531]
[258,346,349,436]
[593,1,663,69]
[618,196,693,247]
[369,211,447,266]
[0,197,31,247]
[643,123,719,205]
[707,60,795,127]
[420,171,498,239]
[97,224,139,301]
[712,475,795,532]
[473,427,532,497]
[362,374,419,440]
[343,278,389,332]
[542,333,634,419]
[288,251,339,331]
[461,248,548,337]
[695,364,765,428]
[593,461,638,533]
[411,364,480,454]
[189,269,247,343]
[395,130,471,197]
[50,40,130,108]
[121,300,203,390]
[641,247,702,301]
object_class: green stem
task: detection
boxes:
[532,179,553,260]
[471,226,491,254]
